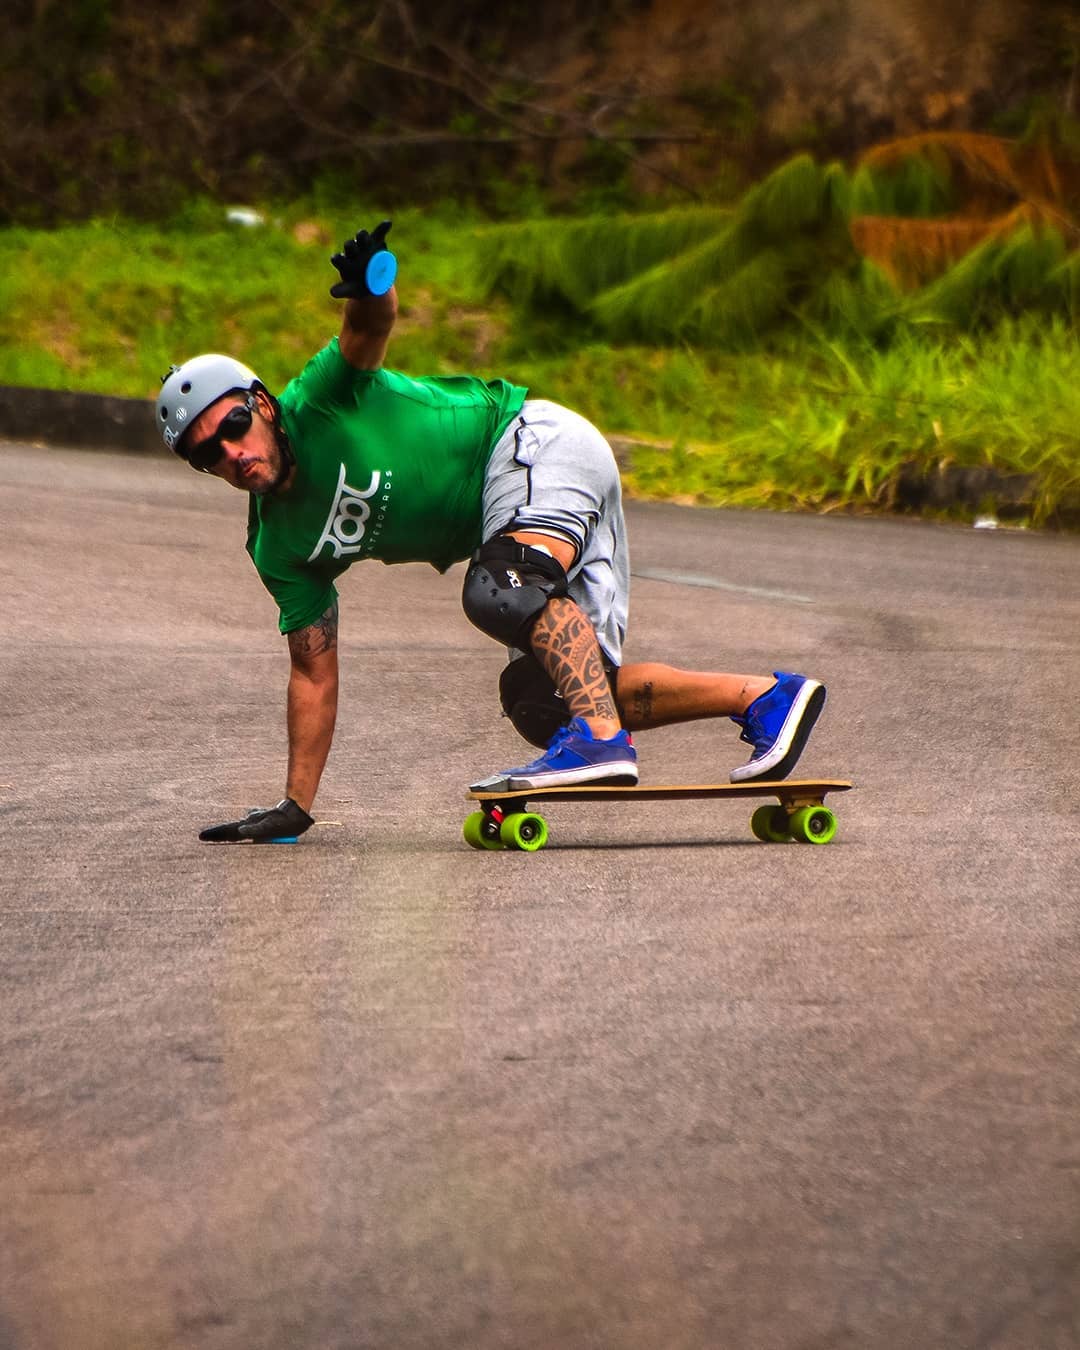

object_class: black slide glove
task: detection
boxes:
[329,220,397,298]
[199,798,315,844]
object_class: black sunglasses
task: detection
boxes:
[184,393,258,471]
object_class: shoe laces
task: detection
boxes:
[547,720,580,752]
[735,708,764,749]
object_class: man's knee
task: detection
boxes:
[461,536,569,649]
[499,654,619,747]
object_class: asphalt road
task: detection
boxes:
[2,442,1079,1350]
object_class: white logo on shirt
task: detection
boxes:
[308,463,386,561]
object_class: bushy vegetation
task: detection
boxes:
[482,136,1080,347]
[473,135,1080,525]
[5,0,1078,226]
[2,134,1080,528]
[612,323,1080,528]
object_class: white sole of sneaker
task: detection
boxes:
[729,679,825,783]
[508,762,639,790]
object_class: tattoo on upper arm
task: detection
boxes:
[288,601,339,661]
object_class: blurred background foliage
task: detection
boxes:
[482,132,1080,346]
[4,0,1080,224]
[4,0,1080,524]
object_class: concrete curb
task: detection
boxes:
[0,385,159,454]
[0,384,1049,522]
[0,383,644,465]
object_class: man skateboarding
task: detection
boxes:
[157,220,826,842]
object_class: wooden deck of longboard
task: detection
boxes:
[467,779,852,805]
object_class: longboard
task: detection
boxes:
[463,778,853,852]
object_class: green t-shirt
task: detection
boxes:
[246,339,527,632]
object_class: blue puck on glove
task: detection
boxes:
[365,250,398,296]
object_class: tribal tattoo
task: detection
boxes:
[529,598,618,723]
[287,601,339,662]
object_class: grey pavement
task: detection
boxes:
[1,442,1079,1349]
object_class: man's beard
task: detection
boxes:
[249,437,290,497]
[249,462,279,497]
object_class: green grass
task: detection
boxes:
[615,325,1080,526]
[1,204,1078,527]
[0,204,495,396]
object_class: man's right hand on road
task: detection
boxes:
[199,798,315,843]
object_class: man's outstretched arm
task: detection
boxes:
[330,219,399,371]
[339,288,397,371]
[285,602,340,813]
[197,604,340,844]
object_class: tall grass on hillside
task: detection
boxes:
[482,136,1080,346]
[486,156,865,346]
[614,320,1080,526]
[483,206,725,311]
[1,198,1078,527]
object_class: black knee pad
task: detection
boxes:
[462,536,569,649]
[499,654,620,748]
[499,655,569,747]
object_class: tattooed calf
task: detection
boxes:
[529,598,618,723]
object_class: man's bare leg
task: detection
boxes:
[508,530,622,740]
[530,598,622,738]
[505,532,779,741]
[617,663,777,731]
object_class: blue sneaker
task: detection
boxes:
[472,718,639,791]
[729,672,826,783]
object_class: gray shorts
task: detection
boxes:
[481,399,630,665]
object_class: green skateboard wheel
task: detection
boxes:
[788,805,838,845]
[463,811,504,850]
[750,804,791,842]
[499,812,549,852]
